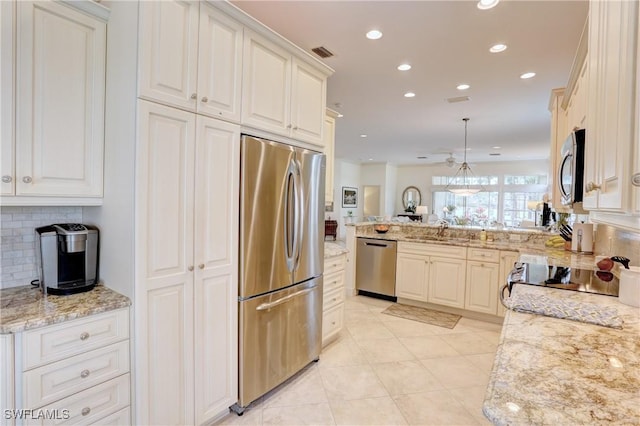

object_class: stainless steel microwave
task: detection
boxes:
[558,129,586,208]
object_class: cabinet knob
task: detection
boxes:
[293,126,298,130]
[481,263,485,267]
[585,181,601,192]
[201,97,208,103]
[198,264,204,269]
[632,173,640,187]
[190,93,197,100]
[287,124,292,129]
[80,369,90,379]
[80,332,90,341]
[188,265,194,271]
[81,407,91,416]
[1,175,11,183]
[22,176,32,184]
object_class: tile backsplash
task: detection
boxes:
[1,206,82,289]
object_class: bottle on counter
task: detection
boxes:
[480,229,487,241]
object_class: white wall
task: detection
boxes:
[332,159,362,240]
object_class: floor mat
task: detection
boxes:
[381,303,461,329]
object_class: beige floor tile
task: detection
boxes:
[216,406,263,425]
[398,335,460,359]
[465,353,498,373]
[319,365,389,401]
[329,396,408,425]
[448,385,490,420]
[439,332,498,355]
[354,296,394,309]
[378,316,441,337]
[346,322,394,341]
[356,337,416,364]
[344,298,371,311]
[262,364,328,408]
[372,360,444,396]
[344,308,383,325]
[319,337,368,368]
[457,317,504,333]
[420,356,490,389]
[262,403,335,425]
[393,390,481,425]
[476,329,502,345]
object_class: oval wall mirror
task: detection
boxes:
[402,186,421,210]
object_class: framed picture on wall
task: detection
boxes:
[342,187,358,208]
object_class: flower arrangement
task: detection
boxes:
[405,200,416,213]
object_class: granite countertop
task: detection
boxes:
[0,284,131,334]
[483,285,640,425]
[325,241,348,258]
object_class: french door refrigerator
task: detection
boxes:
[233,135,325,413]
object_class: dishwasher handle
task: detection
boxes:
[364,241,392,248]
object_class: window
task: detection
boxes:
[432,191,499,226]
[502,192,546,227]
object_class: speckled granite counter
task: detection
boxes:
[484,285,640,425]
[325,241,348,258]
[0,284,131,334]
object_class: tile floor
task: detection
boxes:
[216,296,503,426]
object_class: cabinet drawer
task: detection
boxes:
[23,341,130,409]
[323,286,344,311]
[324,254,346,276]
[322,303,344,343]
[90,407,130,425]
[467,248,500,263]
[398,242,466,259]
[324,270,344,292]
[24,374,130,426]
[23,309,129,370]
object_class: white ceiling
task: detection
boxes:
[231,0,588,166]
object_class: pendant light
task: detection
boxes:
[445,118,484,196]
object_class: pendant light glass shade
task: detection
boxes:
[445,118,484,196]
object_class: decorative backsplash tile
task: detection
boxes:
[1,206,82,289]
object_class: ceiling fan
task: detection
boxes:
[444,153,457,168]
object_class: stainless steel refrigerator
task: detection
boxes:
[233,135,325,413]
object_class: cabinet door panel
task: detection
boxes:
[138,0,198,110]
[137,101,195,282]
[197,4,243,122]
[1,1,14,195]
[396,253,429,302]
[241,30,290,136]
[145,284,194,426]
[428,257,466,308]
[194,272,237,424]
[16,1,105,197]
[465,261,499,315]
[291,59,326,145]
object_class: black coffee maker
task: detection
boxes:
[35,224,99,295]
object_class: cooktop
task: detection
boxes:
[508,262,619,297]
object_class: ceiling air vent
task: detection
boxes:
[311,46,334,59]
[446,96,471,103]
[489,153,501,156]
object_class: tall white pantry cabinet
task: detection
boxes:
[86,1,332,425]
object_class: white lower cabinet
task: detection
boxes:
[396,253,429,302]
[465,261,500,314]
[428,257,467,309]
[136,100,239,425]
[5,309,131,426]
[322,254,346,346]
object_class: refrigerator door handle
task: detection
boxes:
[292,159,304,271]
[255,285,318,311]
[284,160,297,272]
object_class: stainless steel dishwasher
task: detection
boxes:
[356,238,397,301]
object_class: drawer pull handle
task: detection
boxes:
[80,332,90,341]
[81,407,91,416]
[331,321,336,325]
[80,369,90,379]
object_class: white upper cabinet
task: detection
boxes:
[584,0,638,213]
[242,29,328,146]
[138,1,242,122]
[1,1,15,197]
[2,0,107,203]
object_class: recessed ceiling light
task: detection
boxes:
[489,44,507,53]
[520,72,536,79]
[368,158,373,161]
[492,146,501,149]
[360,134,368,138]
[477,0,499,10]
[404,92,416,98]
[366,30,383,40]
[456,84,470,91]
[397,63,411,71]
[337,113,344,118]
